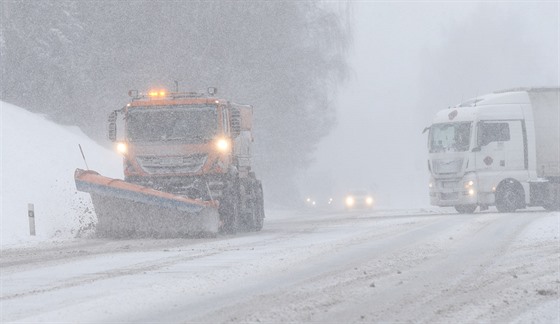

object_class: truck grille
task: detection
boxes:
[440,192,458,200]
[136,154,207,174]
[433,159,463,175]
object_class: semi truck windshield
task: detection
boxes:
[126,105,217,142]
[429,122,471,153]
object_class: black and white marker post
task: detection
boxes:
[28,203,36,236]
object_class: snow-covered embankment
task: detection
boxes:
[1,101,122,246]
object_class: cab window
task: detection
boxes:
[478,122,510,146]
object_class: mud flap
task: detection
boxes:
[74,169,220,238]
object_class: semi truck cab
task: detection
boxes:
[427,88,559,213]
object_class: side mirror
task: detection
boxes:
[108,110,118,142]
[422,126,430,134]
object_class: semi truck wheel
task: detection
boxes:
[495,181,524,213]
[454,205,477,214]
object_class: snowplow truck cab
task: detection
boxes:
[77,88,265,237]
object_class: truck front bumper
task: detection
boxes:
[429,177,494,207]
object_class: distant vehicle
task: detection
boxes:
[304,196,334,209]
[426,87,559,214]
[344,190,375,210]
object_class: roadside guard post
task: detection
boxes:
[28,203,36,236]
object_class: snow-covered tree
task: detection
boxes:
[1,1,351,204]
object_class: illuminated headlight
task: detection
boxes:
[464,180,475,189]
[429,182,433,188]
[116,142,127,154]
[216,138,229,152]
[345,196,355,207]
[366,197,374,205]
[468,189,475,196]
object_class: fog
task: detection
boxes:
[304,2,559,209]
[1,1,558,210]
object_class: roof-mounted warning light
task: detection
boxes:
[148,90,167,98]
[128,87,218,101]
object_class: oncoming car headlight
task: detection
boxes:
[366,197,374,205]
[345,196,355,207]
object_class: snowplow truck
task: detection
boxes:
[75,88,265,237]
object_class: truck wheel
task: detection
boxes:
[254,181,265,231]
[454,205,477,214]
[238,181,256,232]
[495,182,524,213]
[219,179,240,234]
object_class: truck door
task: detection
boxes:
[475,120,526,174]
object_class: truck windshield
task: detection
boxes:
[429,122,471,153]
[126,105,217,143]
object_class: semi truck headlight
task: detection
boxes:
[468,189,475,196]
[216,138,229,152]
[345,196,355,207]
[366,197,374,205]
[116,142,127,154]
[464,180,475,189]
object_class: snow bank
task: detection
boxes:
[1,101,122,246]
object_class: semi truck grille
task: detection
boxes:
[137,154,207,174]
[440,192,458,200]
[433,159,463,175]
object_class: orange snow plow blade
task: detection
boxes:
[74,169,220,238]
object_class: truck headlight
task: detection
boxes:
[116,142,127,154]
[366,197,374,205]
[216,138,229,152]
[345,196,355,207]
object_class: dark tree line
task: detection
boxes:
[1,0,351,203]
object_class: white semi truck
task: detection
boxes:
[426,88,559,213]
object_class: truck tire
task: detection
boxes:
[219,178,240,234]
[495,181,524,213]
[237,179,265,232]
[454,205,477,214]
[254,181,265,231]
[238,180,256,232]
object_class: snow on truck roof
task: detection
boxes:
[457,87,558,108]
[456,90,530,108]
[432,87,558,124]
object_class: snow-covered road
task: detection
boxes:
[1,209,559,323]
